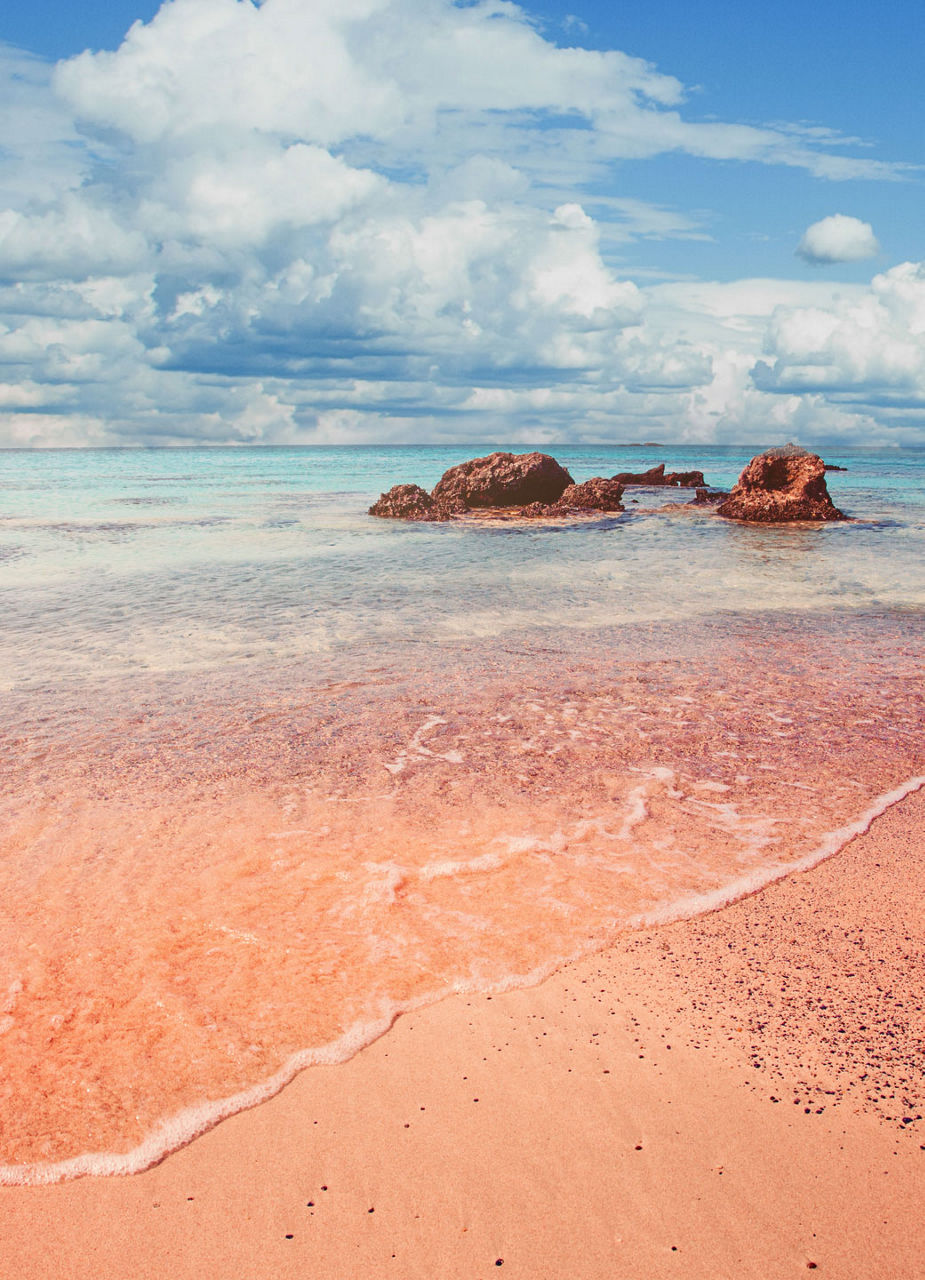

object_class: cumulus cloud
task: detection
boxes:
[754,262,925,407]
[796,214,881,265]
[0,2,920,447]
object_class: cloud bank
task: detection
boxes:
[0,0,922,447]
[797,215,881,265]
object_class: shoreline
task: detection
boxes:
[3,774,922,1189]
[1,787,923,1277]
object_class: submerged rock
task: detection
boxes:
[716,445,846,522]
[611,462,705,487]
[692,487,728,505]
[431,451,573,509]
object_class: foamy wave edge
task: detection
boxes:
[3,773,923,1187]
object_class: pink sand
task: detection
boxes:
[2,788,923,1276]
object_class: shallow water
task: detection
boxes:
[1,445,923,1180]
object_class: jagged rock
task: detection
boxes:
[612,463,666,485]
[611,462,705,487]
[368,484,441,521]
[716,445,846,523]
[666,469,707,488]
[517,477,625,519]
[368,485,469,521]
[692,488,728,505]
[558,477,625,511]
[431,451,573,509]
[432,494,470,518]
[369,453,624,523]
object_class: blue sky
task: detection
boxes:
[1,0,923,446]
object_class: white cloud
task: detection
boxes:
[165,143,383,248]
[796,214,881,265]
[0,4,921,448]
[52,0,685,146]
[0,45,86,206]
[754,262,925,406]
[0,199,149,281]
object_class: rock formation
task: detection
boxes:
[518,478,625,518]
[431,451,574,509]
[368,452,698,522]
[557,477,625,511]
[370,451,584,520]
[611,462,705,487]
[368,484,440,521]
[716,445,846,522]
[691,487,728,505]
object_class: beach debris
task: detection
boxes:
[716,444,847,522]
[611,462,705,487]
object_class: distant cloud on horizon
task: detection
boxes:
[0,1,923,449]
[797,215,881,265]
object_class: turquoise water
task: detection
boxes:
[1,444,923,693]
[1,443,923,1182]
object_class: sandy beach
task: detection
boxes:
[1,786,921,1279]
[4,0,925,1271]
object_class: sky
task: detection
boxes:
[1,0,923,448]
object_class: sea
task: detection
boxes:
[1,442,923,1182]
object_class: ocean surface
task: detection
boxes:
[1,443,923,1182]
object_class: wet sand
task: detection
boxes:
[1,787,922,1280]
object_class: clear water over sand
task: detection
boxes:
[1,445,923,1179]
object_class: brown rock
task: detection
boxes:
[612,463,667,485]
[692,487,728,505]
[368,484,440,521]
[716,445,847,522]
[611,463,705,487]
[431,451,573,509]
[558,477,625,511]
[665,469,707,488]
